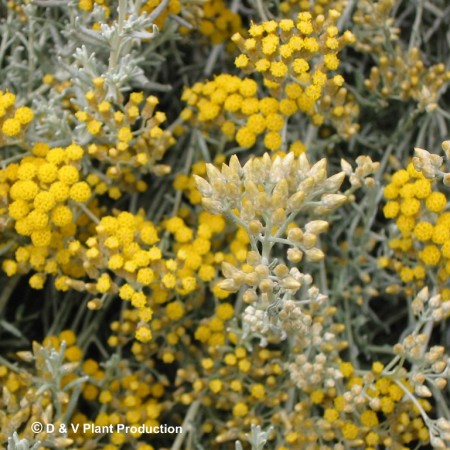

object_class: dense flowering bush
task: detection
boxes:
[1,1,450,450]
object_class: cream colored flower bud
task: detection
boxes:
[302,232,317,249]
[321,193,347,208]
[393,344,405,355]
[434,377,448,389]
[323,171,345,191]
[259,279,274,293]
[287,190,306,211]
[201,198,223,214]
[221,261,239,278]
[257,191,271,209]
[430,436,446,449]
[287,227,303,242]
[349,174,361,188]
[269,156,284,182]
[442,140,450,159]
[417,286,429,301]
[411,298,424,315]
[431,346,445,358]
[369,397,381,411]
[287,247,303,263]
[432,361,447,373]
[253,265,268,278]
[228,154,242,174]
[305,220,329,234]
[429,295,441,308]
[341,158,353,175]
[243,289,257,303]
[282,277,301,291]
[343,391,353,402]
[205,163,222,183]
[298,153,311,173]
[248,219,263,235]
[272,207,286,225]
[16,351,34,362]
[297,176,315,192]
[436,418,450,431]
[245,272,259,286]
[308,286,319,297]
[412,373,425,384]
[305,248,325,262]
[343,404,355,413]
[310,158,327,181]
[247,251,261,265]
[284,300,296,311]
[273,178,288,199]
[416,333,428,345]
[241,199,256,222]
[274,264,289,278]
[244,179,259,199]
[432,308,444,321]
[217,279,238,291]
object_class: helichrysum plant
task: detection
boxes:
[1,0,450,449]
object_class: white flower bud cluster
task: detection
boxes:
[217,259,313,298]
[243,305,271,335]
[196,152,363,350]
[409,140,450,186]
[277,300,312,333]
[195,153,354,227]
[411,287,450,322]
[429,417,450,449]
[413,147,443,180]
[341,155,380,188]
[394,331,449,394]
[287,353,342,392]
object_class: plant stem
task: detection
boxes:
[170,398,202,450]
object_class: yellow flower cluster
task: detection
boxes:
[182,72,357,151]
[0,90,34,144]
[1,142,95,288]
[382,162,450,297]
[77,83,174,176]
[0,330,167,450]
[76,207,236,343]
[232,10,354,90]
[280,363,431,448]
[182,74,288,150]
[194,0,242,45]
[74,358,166,449]
[181,11,360,147]
[175,339,287,440]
